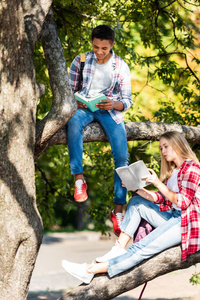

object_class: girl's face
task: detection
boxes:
[159,137,179,163]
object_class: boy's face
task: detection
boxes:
[92,38,114,63]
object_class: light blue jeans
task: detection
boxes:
[108,196,181,277]
[66,109,129,205]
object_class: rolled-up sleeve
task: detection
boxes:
[153,188,172,211]
[154,191,164,203]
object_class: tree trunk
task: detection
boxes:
[0,1,46,298]
[59,246,200,300]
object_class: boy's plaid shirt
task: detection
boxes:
[69,50,132,124]
[154,159,200,261]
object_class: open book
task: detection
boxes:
[116,160,151,191]
[74,92,107,112]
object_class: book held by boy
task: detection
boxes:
[116,160,151,191]
[74,92,107,112]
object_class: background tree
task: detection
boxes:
[1,0,200,299]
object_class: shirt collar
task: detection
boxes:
[179,159,192,170]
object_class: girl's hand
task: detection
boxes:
[142,168,161,188]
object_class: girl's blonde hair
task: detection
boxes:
[159,131,199,182]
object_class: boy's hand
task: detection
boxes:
[96,98,113,110]
[77,101,88,109]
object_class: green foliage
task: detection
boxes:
[190,265,200,285]
[156,61,178,85]
[35,145,77,229]
[154,99,183,123]
[35,0,200,233]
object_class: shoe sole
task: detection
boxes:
[75,195,88,203]
[112,230,120,237]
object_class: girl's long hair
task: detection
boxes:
[160,131,199,182]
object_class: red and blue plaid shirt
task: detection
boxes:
[154,159,200,261]
[69,50,132,124]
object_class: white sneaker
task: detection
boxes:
[96,242,127,263]
[62,260,94,284]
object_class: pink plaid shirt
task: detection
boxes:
[154,159,200,261]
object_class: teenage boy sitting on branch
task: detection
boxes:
[67,25,132,235]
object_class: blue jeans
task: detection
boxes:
[108,196,181,277]
[66,109,129,205]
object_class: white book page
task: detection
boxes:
[129,160,151,189]
[115,167,138,191]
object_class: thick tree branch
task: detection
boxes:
[23,0,53,50]
[34,121,200,159]
[59,246,200,300]
[34,8,76,160]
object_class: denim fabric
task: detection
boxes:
[108,196,181,277]
[66,108,129,205]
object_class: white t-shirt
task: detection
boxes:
[87,54,113,97]
[167,168,181,211]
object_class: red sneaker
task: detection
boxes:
[74,180,88,202]
[110,210,124,236]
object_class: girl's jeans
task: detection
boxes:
[108,196,181,277]
[66,108,129,205]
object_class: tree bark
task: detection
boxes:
[35,8,76,160]
[23,0,53,50]
[35,121,200,159]
[0,0,51,298]
[59,246,200,300]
